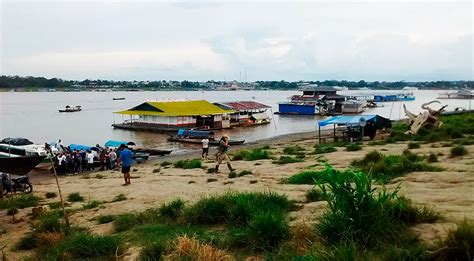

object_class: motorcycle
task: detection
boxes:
[1,172,33,195]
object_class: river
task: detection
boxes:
[0,90,471,152]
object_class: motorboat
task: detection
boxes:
[59,105,82,112]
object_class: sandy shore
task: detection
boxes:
[1,130,473,259]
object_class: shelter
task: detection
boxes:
[317,115,391,143]
[214,101,271,126]
[104,140,136,148]
[113,100,233,132]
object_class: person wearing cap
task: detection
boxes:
[119,144,133,185]
[214,134,235,173]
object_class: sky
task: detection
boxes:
[0,0,472,81]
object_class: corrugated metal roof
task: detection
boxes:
[115,100,233,116]
[215,101,271,111]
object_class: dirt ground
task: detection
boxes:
[1,132,473,260]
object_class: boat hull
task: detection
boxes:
[0,155,46,175]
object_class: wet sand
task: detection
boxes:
[1,131,473,259]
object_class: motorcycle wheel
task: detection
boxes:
[21,183,33,194]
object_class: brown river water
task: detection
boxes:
[0,90,471,153]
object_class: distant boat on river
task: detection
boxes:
[59,105,82,113]
[113,97,125,100]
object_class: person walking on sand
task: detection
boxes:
[119,144,133,185]
[214,135,235,173]
[201,137,209,159]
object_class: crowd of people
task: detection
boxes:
[51,141,120,175]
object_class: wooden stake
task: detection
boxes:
[47,150,70,229]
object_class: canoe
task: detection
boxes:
[209,140,245,146]
[113,97,125,100]
[133,148,172,156]
[59,105,82,113]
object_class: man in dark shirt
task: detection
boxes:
[119,144,133,185]
[214,135,235,173]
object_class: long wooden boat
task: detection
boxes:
[0,155,46,175]
[209,140,245,146]
[113,97,125,100]
[59,105,82,113]
[133,148,172,156]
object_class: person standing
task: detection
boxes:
[99,150,106,171]
[214,135,235,173]
[87,150,95,171]
[119,144,133,185]
[109,149,117,170]
[201,137,209,158]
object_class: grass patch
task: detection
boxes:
[158,199,185,219]
[450,145,468,157]
[427,152,438,163]
[83,200,101,210]
[352,150,442,182]
[407,142,421,149]
[432,220,474,261]
[228,171,237,178]
[0,194,39,209]
[112,193,127,202]
[390,196,442,225]
[97,215,115,224]
[345,143,362,152]
[14,233,37,251]
[283,146,306,156]
[160,161,172,166]
[305,188,325,202]
[174,159,202,169]
[272,156,304,165]
[313,144,337,154]
[238,170,252,177]
[285,166,335,184]
[45,192,57,199]
[232,148,272,161]
[139,242,165,261]
[7,207,18,215]
[67,192,84,202]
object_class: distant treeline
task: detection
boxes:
[0,75,472,90]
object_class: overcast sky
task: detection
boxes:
[1,0,472,81]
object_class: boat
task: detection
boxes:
[0,155,46,175]
[341,100,365,114]
[59,105,82,112]
[209,139,245,146]
[277,87,345,115]
[402,86,419,91]
[113,97,125,100]
[0,138,51,168]
[437,89,473,99]
[373,92,415,102]
[104,140,170,157]
[168,129,215,144]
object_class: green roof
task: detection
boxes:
[115,100,234,116]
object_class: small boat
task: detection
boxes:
[168,129,215,144]
[0,138,51,168]
[0,155,46,175]
[59,105,82,113]
[104,140,172,157]
[209,140,245,146]
[113,97,125,100]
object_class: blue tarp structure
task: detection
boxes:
[104,140,136,148]
[318,115,377,127]
[177,129,214,138]
[68,144,94,151]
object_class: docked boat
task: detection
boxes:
[104,140,172,156]
[209,139,245,146]
[341,100,365,114]
[0,138,51,168]
[373,92,415,102]
[59,105,82,112]
[277,87,345,115]
[113,97,125,100]
[0,155,46,175]
[437,89,473,99]
[168,129,215,144]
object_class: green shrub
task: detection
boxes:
[352,150,442,181]
[427,153,438,163]
[345,143,362,152]
[245,211,289,250]
[114,213,137,232]
[114,208,163,232]
[83,200,101,210]
[159,199,185,219]
[45,192,57,199]
[206,168,215,174]
[42,232,122,259]
[174,159,202,169]
[35,211,64,233]
[112,193,127,202]
[14,233,37,251]
[233,148,272,161]
[0,194,39,209]
[238,170,252,177]
[432,220,474,261]
[316,166,411,248]
[305,188,325,202]
[450,145,468,157]
[67,192,84,202]
[228,172,237,178]
[313,145,337,154]
[390,197,441,225]
[48,202,62,209]
[283,146,306,155]
[139,242,165,261]
[407,142,420,149]
[160,161,172,167]
[286,166,335,184]
[272,156,304,165]
[97,215,115,224]
[7,207,18,216]
[259,145,272,150]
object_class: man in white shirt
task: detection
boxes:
[87,150,95,171]
[201,138,209,158]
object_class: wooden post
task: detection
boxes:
[47,150,70,229]
[318,125,321,144]
[333,124,336,142]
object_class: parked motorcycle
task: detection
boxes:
[1,172,33,195]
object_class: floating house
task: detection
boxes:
[278,87,347,115]
[214,101,271,126]
[112,100,233,132]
